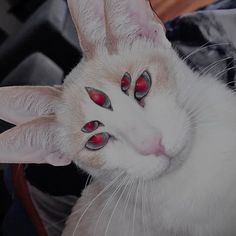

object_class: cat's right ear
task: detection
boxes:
[104,0,171,49]
[0,86,61,125]
[67,0,106,59]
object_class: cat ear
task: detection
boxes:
[67,0,106,59]
[0,116,71,166]
[104,0,171,50]
[0,86,61,125]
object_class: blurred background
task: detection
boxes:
[0,0,215,83]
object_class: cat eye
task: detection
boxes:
[85,87,113,110]
[81,120,103,133]
[134,70,152,101]
[121,72,131,93]
[85,132,110,150]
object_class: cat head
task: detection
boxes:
[57,0,193,179]
[0,0,194,180]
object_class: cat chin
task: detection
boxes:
[124,138,194,180]
[122,155,171,180]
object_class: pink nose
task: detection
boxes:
[138,138,166,156]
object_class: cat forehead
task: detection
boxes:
[76,49,167,85]
[63,48,169,109]
[62,43,169,117]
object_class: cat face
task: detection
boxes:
[0,0,194,175]
[58,41,192,179]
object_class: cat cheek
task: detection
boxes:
[82,153,105,168]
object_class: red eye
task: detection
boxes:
[134,71,152,100]
[121,72,131,93]
[85,87,112,110]
[81,120,102,133]
[85,132,110,150]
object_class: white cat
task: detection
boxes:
[1,0,236,235]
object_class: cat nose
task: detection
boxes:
[138,137,166,156]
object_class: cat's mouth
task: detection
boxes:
[143,146,189,179]
[153,153,172,178]
[125,152,171,180]
[163,135,193,175]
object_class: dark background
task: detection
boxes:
[0,0,84,235]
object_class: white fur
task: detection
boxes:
[58,1,236,234]
[59,36,236,235]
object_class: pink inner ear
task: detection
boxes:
[130,0,165,33]
[0,116,71,166]
[105,0,170,49]
[0,86,61,125]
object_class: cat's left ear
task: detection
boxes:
[104,0,171,49]
[0,86,61,125]
[0,86,70,166]
[0,116,71,166]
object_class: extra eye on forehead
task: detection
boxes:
[121,72,131,93]
[85,87,113,110]
[81,120,103,133]
[134,70,152,100]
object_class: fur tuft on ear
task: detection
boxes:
[104,0,170,49]
[0,86,61,125]
[0,116,71,166]
[67,0,106,59]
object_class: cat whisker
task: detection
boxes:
[123,179,136,219]
[183,94,220,128]
[177,41,209,61]
[120,178,136,236]
[171,41,232,76]
[46,173,125,231]
[132,179,140,236]
[224,81,235,87]
[182,42,231,62]
[38,214,63,233]
[215,65,236,79]
[143,178,150,236]
[147,179,153,236]
[104,176,131,236]
[72,172,125,236]
[231,88,236,95]
[200,56,233,76]
[84,174,92,189]
[93,175,129,236]
[141,178,146,235]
